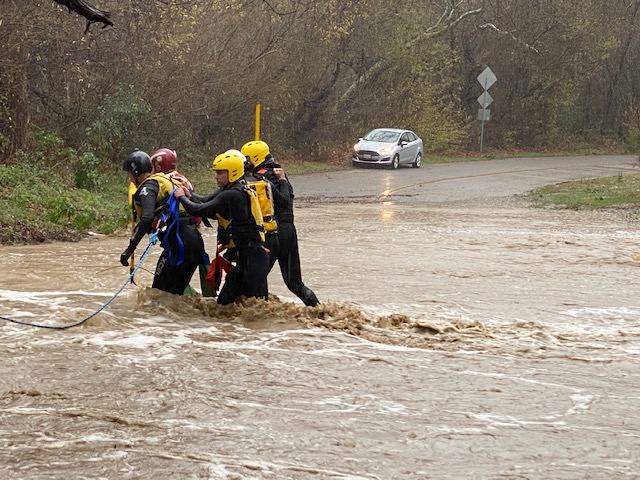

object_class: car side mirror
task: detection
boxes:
[400,141,408,147]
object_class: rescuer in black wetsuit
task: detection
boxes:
[120,150,205,295]
[174,149,269,305]
[241,141,320,307]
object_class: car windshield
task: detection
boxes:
[363,130,401,143]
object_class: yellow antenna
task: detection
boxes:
[255,103,261,141]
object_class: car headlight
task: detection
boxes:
[379,145,393,154]
[353,143,361,152]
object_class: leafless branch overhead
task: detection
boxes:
[53,0,113,34]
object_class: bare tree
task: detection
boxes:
[340,0,483,103]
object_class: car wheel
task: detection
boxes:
[390,154,399,169]
[412,153,422,168]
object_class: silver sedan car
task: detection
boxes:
[351,128,423,169]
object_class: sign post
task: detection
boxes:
[477,67,496,153]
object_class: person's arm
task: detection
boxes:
[120,180,158,265]
[176,188,224,218]
[263,169,292,208]
[190,188,221,203]
[130,189,157,247]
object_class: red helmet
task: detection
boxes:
[150,148,177,173]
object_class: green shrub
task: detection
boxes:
[85,84,151,162]
[74,151,102,190]
[624,127,640,153]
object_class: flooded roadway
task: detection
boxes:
[1,156,640,479]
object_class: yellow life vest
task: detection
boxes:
[128,182,137,208]
[132,172,186,221]
[216,183,265,249]
[246,177,277,233]
[246,184,265,240]
[128,181,137,223]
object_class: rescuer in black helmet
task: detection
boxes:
[121,149,205,294]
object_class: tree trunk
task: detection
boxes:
[6,45,30,162]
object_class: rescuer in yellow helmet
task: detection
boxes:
[241,140,320,307]
[174,149,268,304]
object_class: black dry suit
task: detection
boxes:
[254,160,320,307]
[178,180,269,305]
[130,173,205,295]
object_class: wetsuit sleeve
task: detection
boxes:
[190,189,222,203]
[264,179,290,209]
[284,174,295,200]
[189,192,205,203]
[130,180,159,249]
[178,190,224,218]
[262,169,292,208]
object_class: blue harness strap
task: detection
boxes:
[163,189,185,266]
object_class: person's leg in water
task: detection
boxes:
[277,222,319,307]
[152,253,197,294]
[239,243,269,300]
[217,268,241,305]
[264,232,280,273]
[152,222,204,294]
[218,243,269,304]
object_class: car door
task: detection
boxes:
[406,132,419,162]
[399,132,412,164]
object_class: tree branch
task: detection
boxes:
[53,0,113,34]
[340,2,483,103]
[477,23,540,53]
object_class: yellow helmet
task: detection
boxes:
[212,149,245,183]
[241,140,270,168]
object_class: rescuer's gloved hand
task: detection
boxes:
[120,242,135,266]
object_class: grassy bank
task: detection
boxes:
[0,161,127,243]
[527,171,640,210]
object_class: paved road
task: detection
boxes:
[291,155,639,203]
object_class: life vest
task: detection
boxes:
[128,182,137,208]
[128,181,137,223]
[257,166,295,224]
[132,173,186,222]
[132,173,188,265]
[245,175,277,233]
[216,182,265,249]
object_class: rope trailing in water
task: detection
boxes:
[0,231,159,330]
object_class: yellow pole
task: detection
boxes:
[255,103,261,141]
[128,182,137,281]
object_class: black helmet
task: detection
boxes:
[123,150,152,177]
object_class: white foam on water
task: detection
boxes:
[469,412,568,429]
[0,289,115,301]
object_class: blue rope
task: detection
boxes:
[0,231,160,330]
[163,190,185,266]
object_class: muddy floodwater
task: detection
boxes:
[2,157,640,479]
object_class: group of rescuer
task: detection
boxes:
[121,142,319,307]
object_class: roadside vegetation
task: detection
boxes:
[0,159,342,244]
[527,170,640,211]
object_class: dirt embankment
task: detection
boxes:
[0,221,83,245]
